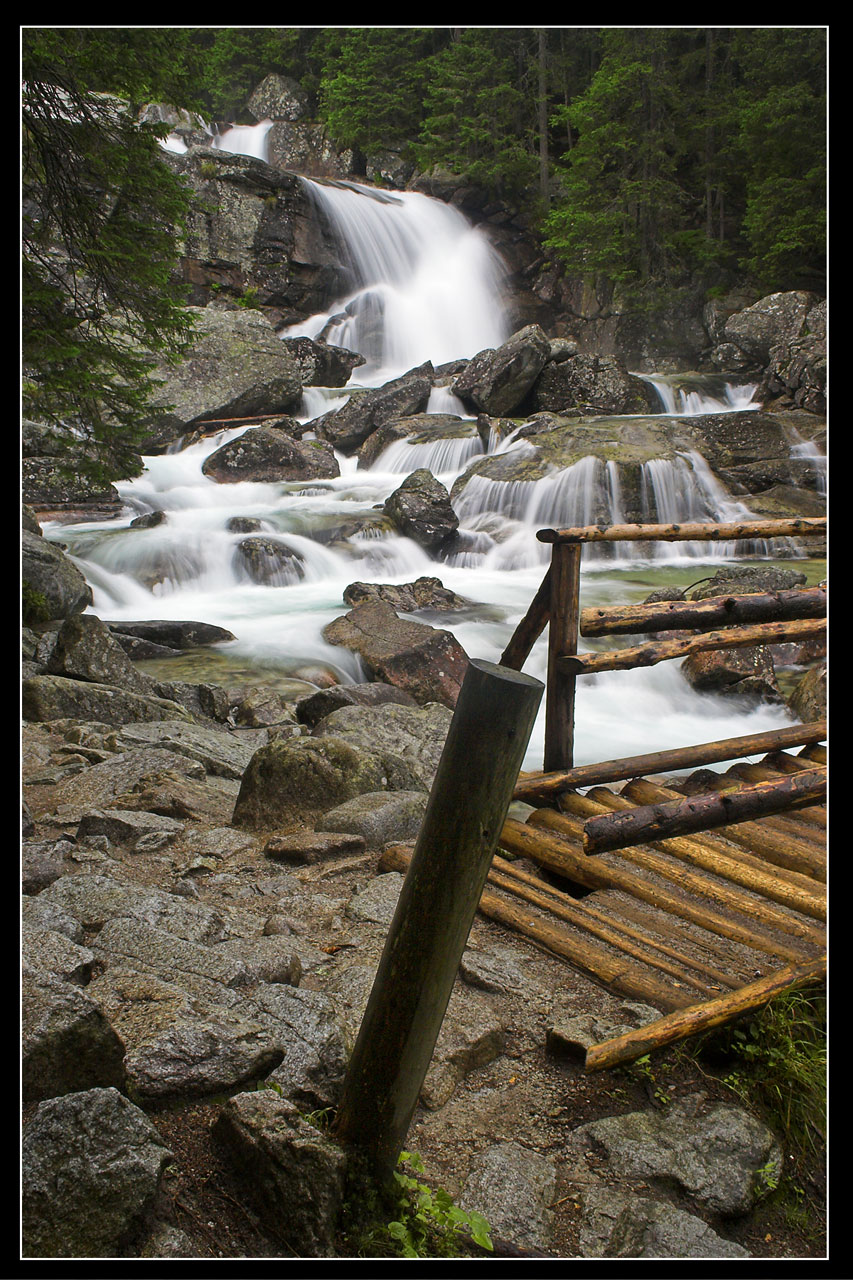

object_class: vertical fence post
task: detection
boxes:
[331,658,543,1183]
[543,540,582,773]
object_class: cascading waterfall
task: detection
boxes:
[286,178,510,385]
[639,372,761,415]
[46,144,811,768]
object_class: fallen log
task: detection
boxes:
[579,586,826,638]
[583,769,827,855]
[558,618,826,677]
[512,721,826,806]
[584,955,826,1072]
[562,787,825,919]
[537,517,826,545]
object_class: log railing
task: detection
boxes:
[500,517,827,774]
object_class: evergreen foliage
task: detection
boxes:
[22,28,200,481]
[20,26,826,485]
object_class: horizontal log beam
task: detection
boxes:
[583,769,827,855]
[537,518,826,545]
[558,618,826,677]
[579,586,826,638]
[584,955,826,1073]
[513,721,827,805]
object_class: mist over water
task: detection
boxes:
[52,130,811,769]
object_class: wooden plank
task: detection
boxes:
[580,586,826,637]
[537,518,826,545]
[584,955,826,1072]
[562,786,826,887]
[558,618,826,677]
[531,808,826,937]
[499,818,817,963]
[582,769,827,856]
[620,776,826,880]
[513,721,827,805]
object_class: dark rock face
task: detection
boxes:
[22,530,93,620]
[142,309,304,451]
[232,536,306,586]
[314,362,435,454]
[383,470,459,550]
[278,335,364,387]
[527,355,660,416]
[202,425,339,484]
[323,599,469,708]
[452,325,551,416]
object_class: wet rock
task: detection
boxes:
[318,791,429,848]
[212,1090,347,1257]
[142,308,304,449]
[383,468,460,550]
[232,734,390,829]
[108,619,237,649]
[569,1093,783,1217]
[22,1087,173,1258]
[579,1186,751,1259]
[528,353,659,415]
[323,599,469,708]
[452,324,551,415]
[295,680,418,729]
[314,361,434,454]
[343,576,474,614]
[22,971,127,1106]
[312,702,453,792]
[22,676,195,727]
[117,720,260,779]
[203,424,339,484]
[460,1141,557,1251]
[264,830,367,865]
[278,334,364,386]
[22,529,94,620]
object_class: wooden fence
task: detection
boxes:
[499,517,827,773]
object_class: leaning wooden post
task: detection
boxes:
[543,540,582,773]
[331,658,543,1183]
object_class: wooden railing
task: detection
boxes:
[500,517,827,774]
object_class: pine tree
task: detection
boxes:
[22,28,200,482]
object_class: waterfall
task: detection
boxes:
[639,372,760,415]
[43,150,813,770]
[284,179,510,385]
[210,119,274,160]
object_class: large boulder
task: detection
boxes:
[22,529,93,620]
[142,308,304,450]
[323,599,470,707]
[383,469,459,550]
[314,362,435,454]
[452,324,551,416]
[278,335,365,387]
[22,1088,173,1258]
[246,72,309,123]
[232,735,391,829]
[527,354,660,416]
[202,424,339,483]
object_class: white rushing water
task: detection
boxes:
[48,134,815,770]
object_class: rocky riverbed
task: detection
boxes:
[21,528,826,1261]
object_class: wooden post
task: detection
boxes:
[331,659,543,1183]
[543,541,582,773]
